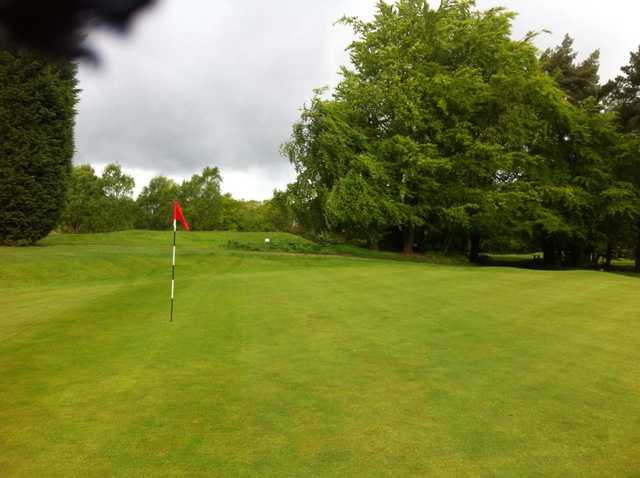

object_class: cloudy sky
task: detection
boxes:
[76,0,640,199]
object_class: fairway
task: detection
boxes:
[1,232,639,477]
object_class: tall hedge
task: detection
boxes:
[0,49,78,245]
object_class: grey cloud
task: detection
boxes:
[76,0,639,199]
[76,0,375,198]
[479,0,640,81]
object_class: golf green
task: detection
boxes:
[1,231,639,476]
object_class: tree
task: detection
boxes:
[59,165,105,233]
[604,46,640,133]
[282,95,363,237]
[263,190,296,233]
[603,46,640,271]
[220,196,274,232]
[540,35,601,105]
[101,164,137,231]
[59,163,137,233]
[178,166,223,230]
[325,163,402,248]
[0,48,78,245]
[136,176,179,230]
[102,163,135,200]
[284,0,577,259]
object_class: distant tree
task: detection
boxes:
[220,195,273,232]
[59,163,136,233]
[540,35,601,104]
[100,164,136,231]
[59,165,105,233]
[0,48,78,245]
[102,163,135,200]
[178,166,223,230]
[135,167,291,233]
[263,190,296,233]
[136,176,179,230]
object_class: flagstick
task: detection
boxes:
[170,218,177,322]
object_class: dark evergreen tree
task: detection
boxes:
[0,48,78,245]
[604,46,640,133]
[540,35,601,105]
[603,46,640,271]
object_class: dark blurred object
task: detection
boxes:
[0,0,157,59]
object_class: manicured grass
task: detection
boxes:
[1,231,639,477]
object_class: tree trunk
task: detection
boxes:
[443,234,452,256]
[543,239,556,267]
[469,233,481,263]
[368,240,380,251]
[605,242,614,270]
[403,225,415,256]
[567,246,582,267]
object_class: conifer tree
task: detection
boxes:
[0,48,78,245]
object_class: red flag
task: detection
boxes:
[173,201,190,231]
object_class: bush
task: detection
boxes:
[226,239,325,254]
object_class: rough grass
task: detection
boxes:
[1,231,639,477]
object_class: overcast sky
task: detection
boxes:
[76,0,640,199]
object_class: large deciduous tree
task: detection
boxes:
[284,0,576,257]
[0,48,78,245]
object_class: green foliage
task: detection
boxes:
[604,46,640,133]
[540,35,601,104]
[282,1,638,269]
[325,164,403,244]
[134,167,294,233]
[262,189,297,232]
[59,165,106,233]
[136,176,179,230]
[603,47,640,270]
[226,237,325,254]
[0,49,78,245]
[220,195,268,232]
[59,164,137,233]
[178,166,223,230]
[284,0,585,257]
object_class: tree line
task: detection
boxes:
[58,164,296,234]
[282,0,640,270]
[2,0,639,274]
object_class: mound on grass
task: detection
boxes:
[1,231,639,477]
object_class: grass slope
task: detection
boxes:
[1,231,639,477]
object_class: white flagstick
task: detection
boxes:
[170,218,177,322]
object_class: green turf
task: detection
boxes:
[1,231,639,477]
